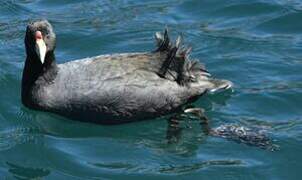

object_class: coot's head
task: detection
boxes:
[25,20,56,64]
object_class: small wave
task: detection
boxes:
[256,11,302,34]
[0,1,26,14]
[237,116,302,139]
[273,0,302,11]
[90,162,137,171]
[159,159,243,174]
[212,2,282,17]
[89,159,243,175]
[0,22,24,40]
[241,82,302,94]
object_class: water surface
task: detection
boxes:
[0,0,302,179]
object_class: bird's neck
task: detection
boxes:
[21,51,58,107]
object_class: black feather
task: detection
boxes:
[154,28,210,85]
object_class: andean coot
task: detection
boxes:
[21,20,232,124]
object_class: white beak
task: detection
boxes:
[35,39,47,64]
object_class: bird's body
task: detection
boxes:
[22,20,231,124]
[24,51,227,123]
[20,20,278,150]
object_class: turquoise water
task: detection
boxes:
[1,0,302,179]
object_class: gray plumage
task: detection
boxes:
[22,20,232,124]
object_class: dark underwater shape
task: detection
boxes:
[21,20,232,124]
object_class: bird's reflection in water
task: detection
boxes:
[166,107,210,144]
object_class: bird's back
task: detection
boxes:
[39,52,204,123]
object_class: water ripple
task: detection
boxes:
[158,159,243,174]
[0,0,302,179]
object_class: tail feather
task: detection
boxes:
[185,59,208,75]
[154,28,209,85]
[155,29,171,52]
[154,28,233,93]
